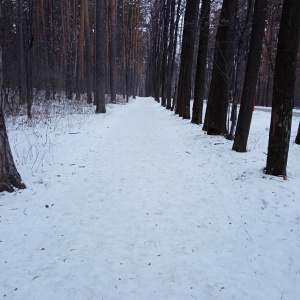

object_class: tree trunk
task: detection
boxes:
[295,121,300,145]
[17,0,26,105]
[25,0,34,119]
[170,0,182,111]
[153,2,163,103]
[44,0,51,100]
[161,0,170,107]
[76,2,85,101]
[265,0,300,177]
[227,0,254,140]
[191,0,210,124]
[165,0,176,110]
[0,3,26,193]
[95,0,106,113]
[232,0,268,151]
[203,0,238,135]
[109,0,117,103]
[84,0,93,104]
[65,0,77,100]
[176,0,200,119]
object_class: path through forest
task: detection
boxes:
[1,97,300,299]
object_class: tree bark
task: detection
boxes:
[161,0,170,107]
[170,0,182,111]
[165,0,176,109]
[203,0,238,135]
[227,0,254,140]
[109,0,117,103]
[232,0,268,151]
[17,0,26,105]
[83,0,93,104]
[176,0,200,119]
[95,0,106,113]
[265,0,300,176]
[0,3,26,193]
[25,0,34,119]
[295,121,300,145]
[191,0,210,124]
[65,0,74,100]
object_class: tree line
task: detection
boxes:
[2,0,147,114]
[1,0,300,192]
[145,0,300,176]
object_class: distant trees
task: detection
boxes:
[1,0,146,113]
[1,0,147,192]
[2,0,300,115]
[2,0,300,187]
[145,0,182,107]
[145,0,165,102]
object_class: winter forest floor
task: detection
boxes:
[1,97,300,300]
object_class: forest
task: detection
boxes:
[0,1,299,186]
[1,1,300,298]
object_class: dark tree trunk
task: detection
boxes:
[44,0,51,100]
[153,3,163,103]
[0,3,26,193]
[165,0,176,110]
[95,0,106,113]
[265,0,300,177]
[75,55,81,101]
[203,0,238,135]
[170,0,182,111]
[18,0,26,105]
[176,0,200,119]
[109,0,117,104]
[65,0,75,100]
[76,2,85,102]
[295,121,300,145]
[232,0,268,151]
[0,104,26,192]
[49,0,56,100]
[227,0,254,140]
[191,0,210,124]
[65,35,73,99]
[25,0,34,119]
[84,0,93,104]
[161,0,170,107]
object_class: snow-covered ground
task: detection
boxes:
[1,97,300,300]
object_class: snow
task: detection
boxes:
[1,97,300,300]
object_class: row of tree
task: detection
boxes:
[145,0,300,177]
[1,0,148,192]
[2,0,148,116]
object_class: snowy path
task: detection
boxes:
[1,97,300,299]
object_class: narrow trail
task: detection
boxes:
[2,97,299,299]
